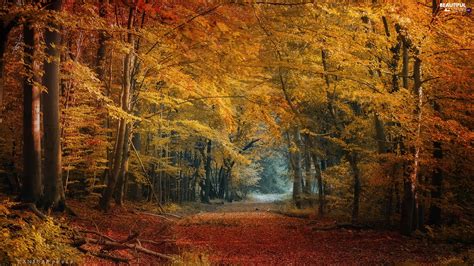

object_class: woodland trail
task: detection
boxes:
[173,198,454,265]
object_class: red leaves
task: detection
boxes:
[136,0,161,16]
[174,211,454,264]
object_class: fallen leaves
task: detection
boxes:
[174,210,456,264]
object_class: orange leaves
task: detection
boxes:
[174,209,454,264]
[136,0,162,17]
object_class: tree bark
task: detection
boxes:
[100,6,135,211]
[96,0,109,78]
[114,123,131,205]
[42,0,65,211]
[401,49,423,236]
[310,152,324,216]
[96,0,112,182]
[303,135,313,196]
[289,128,303,208]
[21,22,42,204]
[428,141,443,225]
[348,153,361,224]
[203,140,212,203]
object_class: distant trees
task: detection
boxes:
[253,0,472,234]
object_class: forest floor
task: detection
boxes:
[64,196,470,265]
[173,199,464,265]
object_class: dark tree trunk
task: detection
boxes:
[401,47,423,236]
[429,142,443,225]
[203,140,212,203]
[401,177,415,235]
[303,135,313,196]
[374,114,393,224]
[402,35,409,89]
[96,0,111,182]
[42,0,65,211]
[21,22,42,204]
[101,120,125,210]
[218,165,225,199]
[0,16,18,108]
[311,153,324,216]
[96,0,108,77]
[224,159,234,202]
[114,124,131,205]
[386,20,401,93]
[348,153,361,224]
[290,128,303,208]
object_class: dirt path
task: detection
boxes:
[174,201,455,264]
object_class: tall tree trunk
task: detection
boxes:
[96,0,108,77]
[310,152,324,216]
[303,135,313,196]
[42,0,65,211]
[348,153,361,224]
[401,48,423,235]
[203,140,212,203]
[21,22,42,204]
[374,114,393,224]
[114,123,131,205]
[401,34,409,89]
[387,20,401,93]
[100,6,135,211]
[96,0,112,182]
[290,128,303,208]
[224,160,235,202]
[428,141,443,225]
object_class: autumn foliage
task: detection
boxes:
[0,0,473,263]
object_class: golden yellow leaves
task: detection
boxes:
[216,22,231,33]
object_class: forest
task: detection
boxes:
[0,0,473,264]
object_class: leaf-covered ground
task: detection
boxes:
[63,198,466,264]
[67,200,178,264]
[173,202,460,265]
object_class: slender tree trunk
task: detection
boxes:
[402,35,409,89]
[387,21,401,93]
[100,6,135,211]
[225,160,234,202]
[96,0,108,77]
[374,114,393,224]
[42,0,65,211]
[290,128,303,208]
[401,49,423,235]
[203,140,212,203]
[429,141,443,225]
[303,135,313,196]
[310,152,324,216]
[114,123,131,205]
[21,22,42,204]
[96,0,112,182]
[348,153,361,224]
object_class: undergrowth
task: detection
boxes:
[0,200,82,264]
